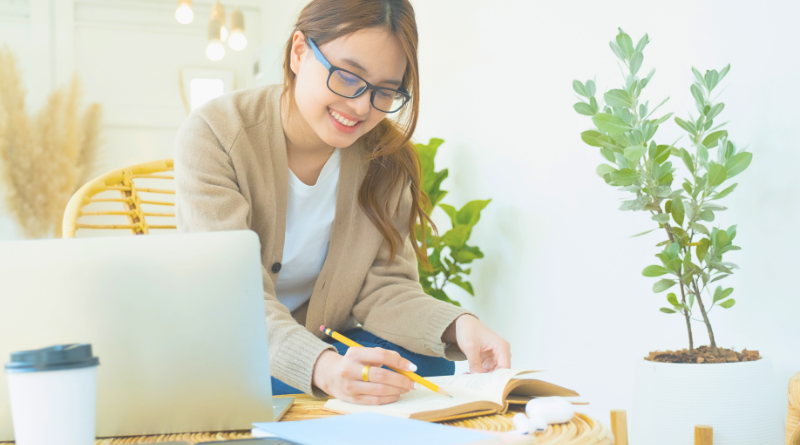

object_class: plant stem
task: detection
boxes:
[691,276,718,354]
[658,211,694,353]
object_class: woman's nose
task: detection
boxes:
[347,91,372,117]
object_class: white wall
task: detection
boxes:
[0,0,262,241]
[260,0,800,424]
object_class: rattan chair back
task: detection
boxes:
[62,159,176,238]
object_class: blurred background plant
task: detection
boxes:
[573,29,753,356]
[0,46,102,238]
[414,138,490,307]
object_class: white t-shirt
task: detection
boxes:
[274,149,340,312]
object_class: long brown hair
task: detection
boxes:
[282,0,432,264]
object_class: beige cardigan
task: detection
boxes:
[174,84,472,396]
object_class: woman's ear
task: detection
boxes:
[289,31,307,76]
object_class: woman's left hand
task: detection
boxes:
[443,315,511,373]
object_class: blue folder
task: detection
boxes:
[253,412,498,445]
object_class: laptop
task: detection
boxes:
[0,230,290,440]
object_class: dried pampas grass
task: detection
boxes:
[0,45,102,238]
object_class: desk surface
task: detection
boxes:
[2,395,611,444]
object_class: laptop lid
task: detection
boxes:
[0,230,273,440]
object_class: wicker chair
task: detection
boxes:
[62,159,176,238]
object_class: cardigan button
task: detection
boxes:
[271,262,282,273]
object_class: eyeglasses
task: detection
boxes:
[307,37,411,114]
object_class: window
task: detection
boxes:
[180,69,235,113]
[190,78,225,110]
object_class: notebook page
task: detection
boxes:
[428,368,524,405]
[324,385,486,417]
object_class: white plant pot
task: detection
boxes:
[631,357,783,445]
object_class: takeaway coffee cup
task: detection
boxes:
[4,344,100,445]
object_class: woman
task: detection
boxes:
[175,0,511,405]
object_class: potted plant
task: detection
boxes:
[413,138,490,307]
[573,29,782,444]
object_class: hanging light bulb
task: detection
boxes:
[211,2,228,41]
[206,18,225,61]
[228,7,247,51]
[175,0,193,24]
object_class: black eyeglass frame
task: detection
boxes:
[307,37,411,114]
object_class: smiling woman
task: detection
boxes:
[173,0,512,406]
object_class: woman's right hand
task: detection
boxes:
[312,348,417,405]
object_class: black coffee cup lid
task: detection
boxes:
[5,344,99,374]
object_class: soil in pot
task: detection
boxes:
[646,345,760,363]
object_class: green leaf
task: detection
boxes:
[719,299,735,308]
[600,147,616,163]
[442,225,469,250]
[699,209,715,222]
[710,262,734,274]
[596,164,617,178]
[616,31,634,58]
[697,143,709,163]
[573,80,587,97]
[679,149,694,175]
[429,289,460,306]
[688,292,695,308]
[675,117,695,134]
[667,292,679,307]
[643,265,670,277]
[712,183,737,200]
[449,276,475,296]
[715,229,730,248]
[725,152,753,178]
[574,102,595,116]
[690,83,705,104]
[707,164,728,187]
[452,245,483,263]
[702,130,728,148]
[624,145,647,162]
[439,203,458,227]
[585,80,596,97]
[664,242,680,261]
[671,198,685,226]
[630,51,643,75]
[593,113,632,134]
[609,41,626,61]
[654,145,671,164]
[604,89,635,108]
[653,279,677,293]
[691,67,706,86]
[691,223,710,236]
[660,307,676,314]
[634,33,649,52]
[707,103,725,120]
[705,70,719,90]
[726,224,737,241]
[581,130,607,147]
[456,199,491,228]
[652,214,670,224]
[666,258,682,274]
[630,228,657,238]
[713,287,734,302]
[609,169,639,186]
[718,64,731,82]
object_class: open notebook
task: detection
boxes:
[323,369,579,422]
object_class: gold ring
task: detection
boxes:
[362,365,371,382]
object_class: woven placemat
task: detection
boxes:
[78,395,611,445]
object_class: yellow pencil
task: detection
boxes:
[320,325,453,398]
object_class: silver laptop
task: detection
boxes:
[0,230,287,440]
